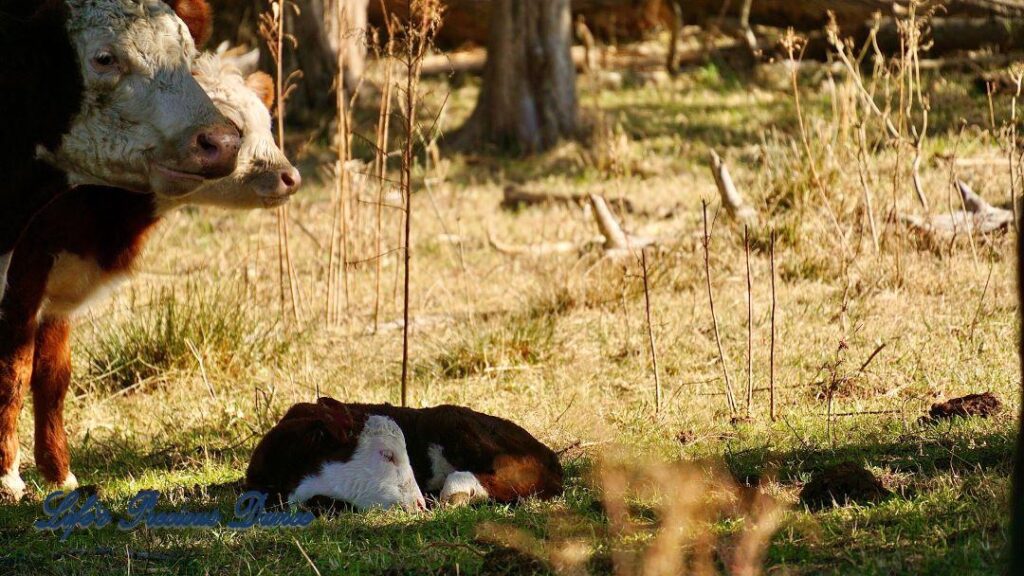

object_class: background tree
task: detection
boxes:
[450,0,578,153]
[208,0,368,125]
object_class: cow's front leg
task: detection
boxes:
[0,319,37,502]
[31,318,76,489]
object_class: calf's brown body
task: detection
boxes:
[247,398,563,505]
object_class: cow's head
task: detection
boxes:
[50,0,240,197]
[164,51,300,211]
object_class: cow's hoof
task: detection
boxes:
[0,470,26,503]
[57,472,79,491]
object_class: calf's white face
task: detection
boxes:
[167,52,300,211]
[290,416,425,513]
[50,0,240,197]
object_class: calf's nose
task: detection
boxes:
[278,167,301,196]
[191,123,240,179]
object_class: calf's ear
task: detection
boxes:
[245,72,276,111]
[166,0,213,47]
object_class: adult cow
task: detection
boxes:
[0,49,300,502]
[0,0,240,304]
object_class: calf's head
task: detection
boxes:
[336,416,425,513]
[248,406,425,513]
[51,0,240,197]
[173,52,300,210]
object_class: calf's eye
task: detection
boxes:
[380,449,396,464]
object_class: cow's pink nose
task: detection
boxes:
[191,124,240,179]
[279,167,301,196]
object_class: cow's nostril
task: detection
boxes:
[197,132,219,156]
[188,125,241,179]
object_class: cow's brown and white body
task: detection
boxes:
[247,399,564,508]
[0,0,240,305]
[0,51,299,501]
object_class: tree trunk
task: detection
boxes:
[325,0,369,93]
[450,0,578,154]
[208,1,367,124]
[282,0,338,119]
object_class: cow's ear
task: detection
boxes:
[245,72,276,111]
[166,0,213,47]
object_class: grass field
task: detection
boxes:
[1,46,1020,575]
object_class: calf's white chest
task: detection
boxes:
[41,252,128,318]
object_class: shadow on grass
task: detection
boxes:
[724,429,1014,486]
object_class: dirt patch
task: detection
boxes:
[922,392,1002,424]
[479,547,550,576]
[800,462,892,510]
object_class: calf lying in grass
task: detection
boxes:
[246,398,564,510]
[0,51,299,501]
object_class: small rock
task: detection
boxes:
[923,392,1002,424]
[800,462,892,510]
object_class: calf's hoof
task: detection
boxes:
[443,492,472,507]
[440,471,488,506]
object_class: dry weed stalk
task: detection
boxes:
[326,0,363,324]
[258,1,304,322]
[782,30,846,256]
[640,248,661,414]
[397,0,443,406]
[373,14,398,333]
[702,201,737,415]
[768,228,777,421]
[744,226,753,419]
[855,123,881,253]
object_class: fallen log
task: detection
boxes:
[900,180,1014,238]
[489,194,661,259]
[710,150,757,225]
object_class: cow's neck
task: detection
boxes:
[0,0,83,255]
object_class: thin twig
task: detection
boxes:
[744,225,753,419]
[702,201,737,415]
[640,248,661,414]
[769,227,777,421]
[293,538,322,576]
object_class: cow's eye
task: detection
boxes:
[91,51,119,74]
[380,449,396,464]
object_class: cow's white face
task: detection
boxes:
[161,52,300,212]
[51,0,240,197]
[289,416,426,513]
